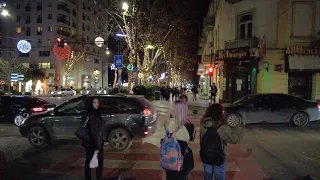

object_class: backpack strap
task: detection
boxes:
[164,122,185,138]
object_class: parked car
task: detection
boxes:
[0,95,56,126]
[19,95,158,151]
[51,88,76,97]
[224,93,320,127]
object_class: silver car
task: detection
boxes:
[224,93,320,127]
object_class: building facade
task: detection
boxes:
[0,0,108,93]
[198,0,320,102]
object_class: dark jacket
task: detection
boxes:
[82,110,105,150]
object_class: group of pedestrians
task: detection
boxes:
[161,94,244,180]
[76,92,243,180]
[160,86,187,101]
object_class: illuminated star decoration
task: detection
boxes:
[110,64,116,70]
[17,40,32,53]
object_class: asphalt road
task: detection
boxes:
[0,97,319,179]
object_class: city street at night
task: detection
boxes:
[0,96,319,180]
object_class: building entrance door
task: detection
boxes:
[231,71,251,102]
[288,72,312,100]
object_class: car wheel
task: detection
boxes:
[108,128,132,152]
[28,126,49,148]
[14,114,29,126]
[291,112,309,127]
[226,114,242,128]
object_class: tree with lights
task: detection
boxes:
[0,51,26,91]
[64,51,85,87]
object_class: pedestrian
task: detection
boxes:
[200,104,244,180]
[82,98,106,180]
[211,83,217,103]
[191,86,198,101]
[162,94,194,180]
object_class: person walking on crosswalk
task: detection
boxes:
[200,104,244,180]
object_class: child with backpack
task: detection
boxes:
[200,104,244,180]
[160,95,194,180]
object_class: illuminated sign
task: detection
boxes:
[286,46,320,55]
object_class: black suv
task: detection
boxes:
[19,95,158,151]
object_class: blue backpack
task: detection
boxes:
[160,124,184,171]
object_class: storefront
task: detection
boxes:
[217,47,259,103]
[81,75,91,89]
[285,46,320,100]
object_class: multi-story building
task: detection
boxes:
[0,0,108,93]
[198,0,320,103]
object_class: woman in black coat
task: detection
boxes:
[82,98,105,180]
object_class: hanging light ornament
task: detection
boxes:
[17,40,32,53]
[53,44,71,60]
[95,36,104,47]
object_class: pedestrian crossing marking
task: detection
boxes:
[71,158,240,172]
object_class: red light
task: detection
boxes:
[144,131,149,135]
[57,38,61,42]
[32,107,44,113]
[209,67,213,72]
[318,104,320,110]
[143,109,152,115]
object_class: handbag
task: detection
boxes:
[74,116,90,143]
[184,120,196,141]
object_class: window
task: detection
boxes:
[251,95,271,109]
[56,98,84,115]
[83,13,86,20]
[87,16,90,21]
[38,62,51,68]
[16,4,20,9]
[48,14,52,19]
[94,59,99,63]
[37,27,42,35]
[37,15,42,23]
[25,3,31,11]
[39,51,50,57]
[16,27,22,33]
[16,16,20,22]
[48,39,52,45]
[99,97,139,113]
[48,25,52,31]
[87,26,90,31]
[19,52,29,57]
[26,27,31,36]
[26,16,31,24]
[37,3,42,11]
[237,12,253,39]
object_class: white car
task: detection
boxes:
[51,88,76,97]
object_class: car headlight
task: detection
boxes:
[51,92,54,94]
[58,92,62,94]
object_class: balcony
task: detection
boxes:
[57,30,70,37]
[225,37,259,49]
[57,18,70,26]
[225,0,243,3]
[37,31,42,35]
[58,5,70,14]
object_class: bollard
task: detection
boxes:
[0,151,5,179]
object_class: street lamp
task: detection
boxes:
[1,9,9,16]
[115,33,126,37]
[122,2,129,11]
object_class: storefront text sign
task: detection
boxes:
[217,48,250,60]
[286,46,320,55]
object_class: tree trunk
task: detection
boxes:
[127,49,137,93]
[64,73,69,87]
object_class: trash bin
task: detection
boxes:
[155,91,161,100]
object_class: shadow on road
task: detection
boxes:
[244,120,320,131]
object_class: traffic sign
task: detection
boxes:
[114,55,123,68]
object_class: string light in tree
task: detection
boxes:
[17,40,32,53]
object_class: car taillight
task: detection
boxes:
[31,107,45,113]
[318,104,320,110]
[143,109,152,116]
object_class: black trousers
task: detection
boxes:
[85,145,104,180]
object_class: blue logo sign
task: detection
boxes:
[133,67,138,73]
[114,55,123,68]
